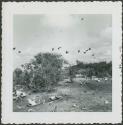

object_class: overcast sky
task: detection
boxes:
[13,14,112,69]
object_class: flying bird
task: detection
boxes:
[58,47,62,50]
[66,51,69,54]
[81,18,84,20]
[13,47,16,50]
[88,48,91,50]
[52,48,54,51]
[92,54,94,56]
[78,50,80,53]
[85,48,91,52]
[18,51,21,53]
[21,64,24,67]
[83,51,86,54]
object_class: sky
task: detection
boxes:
[13,14,112,69]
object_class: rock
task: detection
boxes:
[104,100,109,104]
[56,95,63,99]
[49,96,56,101]
[20,92,27,97]
[13,96,17,100]
[97,79,100,82]
[27,98,39,106]
[49,95,63,102]
[72,104,77,107]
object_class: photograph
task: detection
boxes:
[1,2,122,124]
[13,14,112,112]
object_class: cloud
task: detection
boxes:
[13,14,112,68]
[100,27,112,47]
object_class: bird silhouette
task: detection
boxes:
[81,18,84,20]
[92,54,94,56]
[21,64,24,67]
[58,47,62,50]
[52,48,54,51]
[18,51,21,53]
[66,51,69,54]
[13,47,16,50]
[83,51,86,54]
[85,48,91,53]
[78,50,80,53]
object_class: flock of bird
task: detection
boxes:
[13,47,21,53]
[13,46,95,57]
[51,46,95,56]
[13,17,95,57]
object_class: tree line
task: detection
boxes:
[71,61,112,78]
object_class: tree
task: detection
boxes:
[13,52,66,91]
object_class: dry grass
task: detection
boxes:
[13,78,112,112]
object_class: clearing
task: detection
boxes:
[13,78,112,112]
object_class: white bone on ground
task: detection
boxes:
[28,109,33,112]
[50,96,56,100]
[104,100,109,104]
[27,98,37,106]
[21,92,27,97]
[16,90,22,97]
[97,80,100,82]
[73,104,77,107]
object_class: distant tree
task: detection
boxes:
[71,61,112,78]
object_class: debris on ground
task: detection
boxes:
[81,107,87,110]
[72,104,77,107]
[27,98,40,106]
[17,105,22,109]
[56,95,63,100]
[49,96,56,101]
[104,100,109,104]
[13,96,18,100]
[96,79,101,82]
[28,109,33,112]
[49,95,63,101]
[15,89,27,98]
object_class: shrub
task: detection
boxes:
[13,52,66,91]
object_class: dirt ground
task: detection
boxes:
[13,78,112,112]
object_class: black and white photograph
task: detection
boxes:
[1,2,122,124]
[13,14,112,112]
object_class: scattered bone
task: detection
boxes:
[28,109,33,112]
[49,96,56,101]
[104,100,109,104]
[72,104,77,107]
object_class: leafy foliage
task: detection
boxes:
[71,61,112,77]
[13,53,65,91]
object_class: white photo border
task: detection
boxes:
[1,1,122,124]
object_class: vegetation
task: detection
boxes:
[13,52,66,91]
[71,61,112,77]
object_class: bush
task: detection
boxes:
[13,52,66,91]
